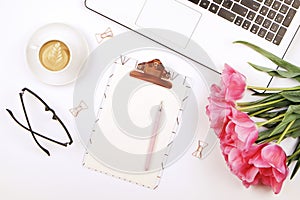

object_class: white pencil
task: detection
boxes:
[145,101,164,171]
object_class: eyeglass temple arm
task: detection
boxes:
[56,117,73,145]
[6,109,69,147]
[22,88,73,145]
[19,92,50,156]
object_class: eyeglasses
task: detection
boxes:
[6,88,73,156]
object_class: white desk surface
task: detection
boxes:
[0,1,299,199]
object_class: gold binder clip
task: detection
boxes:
[130,59,172,89]
[95,27,114,43]
[69,100,88,117]
[192,140,208,159]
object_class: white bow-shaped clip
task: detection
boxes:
[69,101,88,117]
[95,27,113,43]
[192,140,208,159]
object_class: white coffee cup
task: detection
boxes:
[26,23,89,85]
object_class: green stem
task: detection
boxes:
[288,148,300,162]
[256,113,285,127]
[247,85,300,91]
[238,98,285,112]
[249,107,274,117]
[257,134,279,144]
[277,120,295,144]
[257,127,300,144]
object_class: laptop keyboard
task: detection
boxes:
[187,0,300,45]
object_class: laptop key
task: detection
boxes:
[284,0,292,5]
[188,0,201,4]
[292,0,300,9]
[273,27,287,44]
[255,15,264,25]
[272,1,282,10]
[265,0,274,6]
[278,26,287,36]
[263,19,272,28]
[267,10,276,19]
[218,8,236,22]
[247,11,256,20]
[250,24,259,33]
[232,3,248,16]
[241,0,260,11]
[260,6,269,16]
[223,0,234,9]
[275,13,284,23]
[266,32,275,41]
[270,22,280,32]
[209,3,220,13]
[279,4,289,13]
[258,28,267,37]
[283,8,297,26]
[242,20,251,29]
[199,0,210,9]
[234,16,244,25]
[273,36,283,45]
[213,0,222,4]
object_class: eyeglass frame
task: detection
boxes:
[6,87,73,156]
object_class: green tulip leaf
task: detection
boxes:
[281,91,300,103]
[291,160,300,179]
[248,62,290,78]
[234,41,300,73]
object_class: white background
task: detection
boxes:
[0,0,300,199]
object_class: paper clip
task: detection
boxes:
[95,27,114,43]
[192,140,208,159]
[69,100,88,117]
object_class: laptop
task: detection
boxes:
[84,0,300,86]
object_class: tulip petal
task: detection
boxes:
[261,144,287,174]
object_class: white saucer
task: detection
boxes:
[26,23,89,85]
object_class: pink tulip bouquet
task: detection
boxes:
[206,41,300,194]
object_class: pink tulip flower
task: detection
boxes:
[221,64,247,101]
[206,64,289,194]
[248,144,288,194]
